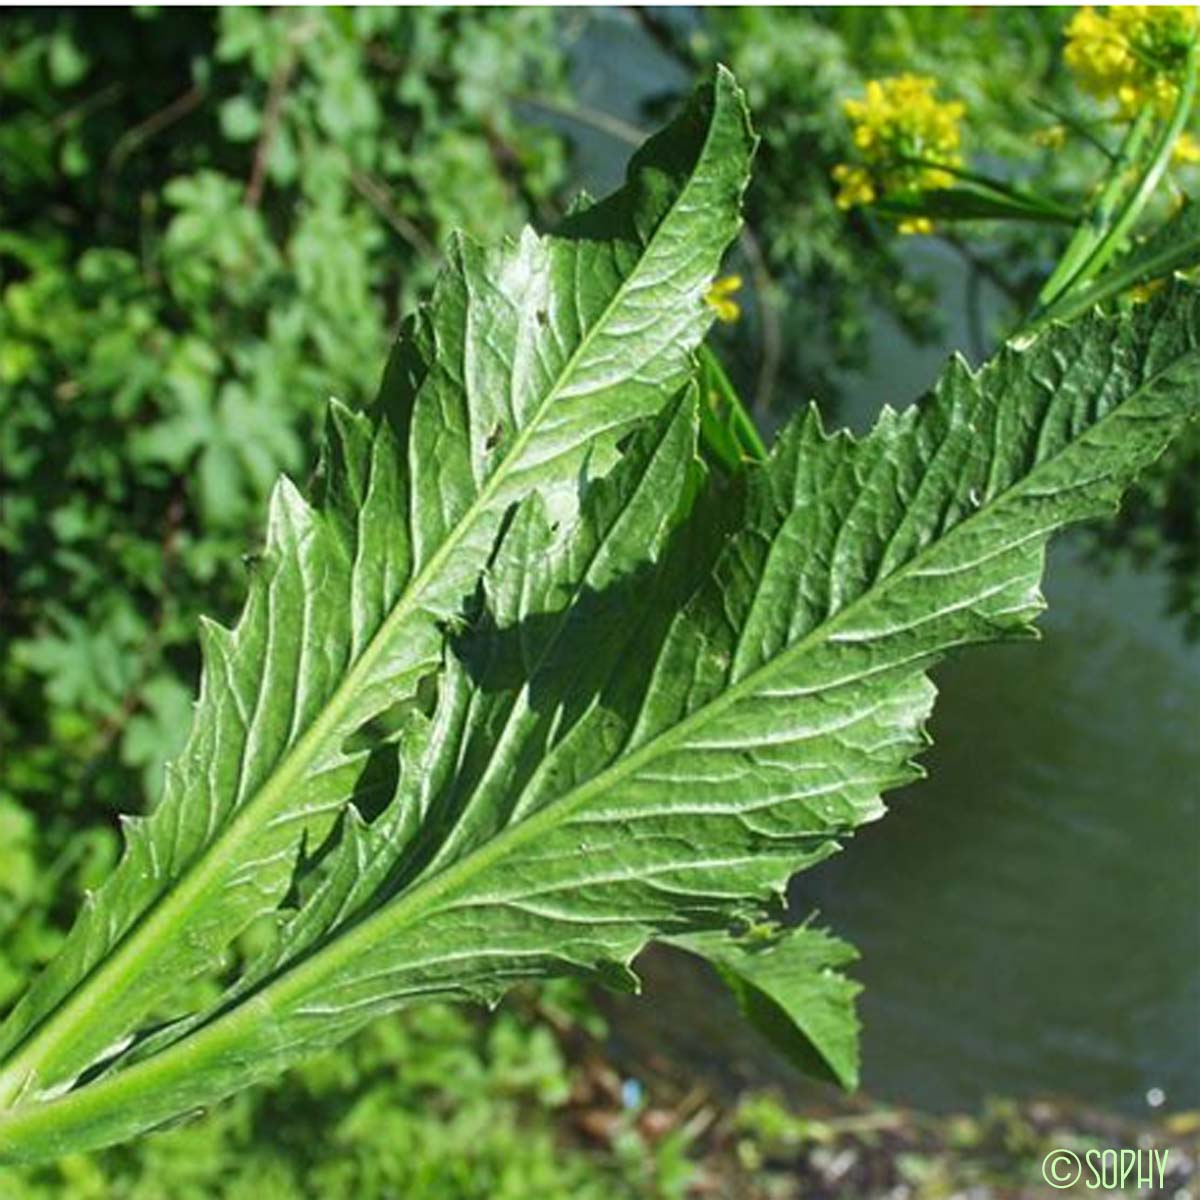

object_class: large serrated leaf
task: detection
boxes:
[0,69,755,1108]
[2,288,1196,1161]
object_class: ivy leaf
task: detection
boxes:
[0,70,755,1110]
[2,287,1197,1160]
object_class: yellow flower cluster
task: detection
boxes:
[1064,6,1197,116]
[832,74,966,235]
[704,274,742,323]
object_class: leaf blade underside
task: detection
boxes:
[2,286,1197,1160]
[667,925,863,1091]
[0,69,756,1108]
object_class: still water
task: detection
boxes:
[557,13,1200,1116]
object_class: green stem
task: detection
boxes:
[697,345,767,468]
[1036,107,1154,310]
[1066,43,1198,291]
[1027,217,1200,331]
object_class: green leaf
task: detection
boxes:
[2,285,1197,1160]
[218,95,261,143]
[876,184,1075,226]
[47,31,89,88]
[0,69,755,1111]
[667,925,861,1091]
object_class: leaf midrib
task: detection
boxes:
[0,98,728,1101]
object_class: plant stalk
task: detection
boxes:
[1035,107,1154,311]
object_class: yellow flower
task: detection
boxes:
[1174,130,1200,162]
[841,75,965,166]
[1064,6,1198,116]
[830,74,965,234]
[704,274,742,323]
[832,163,876,210]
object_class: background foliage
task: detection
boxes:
[1,7,1195,1193]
